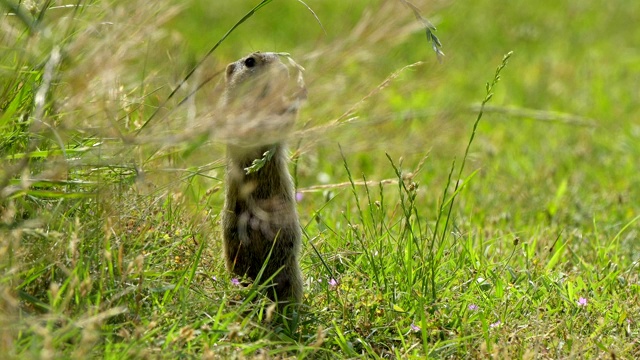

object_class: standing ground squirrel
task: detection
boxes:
[221,52,305,307]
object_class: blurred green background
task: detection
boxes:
[1,0,639,357]
[164,0,640,232]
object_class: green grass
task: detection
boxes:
[1,0,639,358]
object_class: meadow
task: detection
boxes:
[1,0,639,358]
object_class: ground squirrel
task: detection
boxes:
[221,52,305,307]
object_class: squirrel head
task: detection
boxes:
[223,52,290,109]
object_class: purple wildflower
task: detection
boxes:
[231,278,240,286]
[577,297,587,307]
[410,322,421,332]
[490,320,501,328]
[468,304,479,311]
[328,278,338,288]
[296,192,304,202]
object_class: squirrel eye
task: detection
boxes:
[244,57,256,68]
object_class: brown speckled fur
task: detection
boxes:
[221,52,303,306]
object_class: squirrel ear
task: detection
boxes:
[225,63,237,82]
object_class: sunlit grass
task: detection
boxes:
[1,0,639,358]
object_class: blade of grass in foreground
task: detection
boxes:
[430,51,513,300]
[138,0,276,132]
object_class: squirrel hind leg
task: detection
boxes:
[270,267,303,306]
